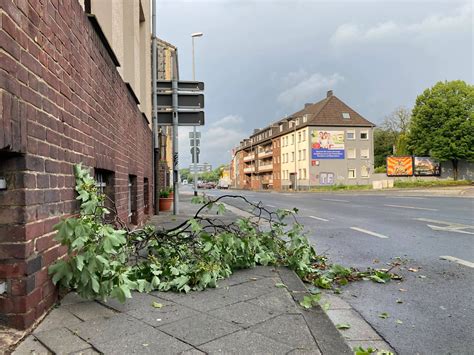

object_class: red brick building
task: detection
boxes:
[0,0,153,329]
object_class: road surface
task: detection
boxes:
[194,186,474,355]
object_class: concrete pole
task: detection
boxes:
[151,0,159,213]
[192,36,198,196]
[172,53,179,214]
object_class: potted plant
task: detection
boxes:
[168,186,174,199]
[159,189,172,211]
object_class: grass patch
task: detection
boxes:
[309,184,373,192]
[393,179,472,188]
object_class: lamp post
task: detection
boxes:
[191,32,203,196]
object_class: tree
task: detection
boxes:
[374,128,396,168]
[382,106,411,155]
[408,80,474,180]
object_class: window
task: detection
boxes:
[347,130,355,140]
[128,175,137,224]
[279,124,283,132]
[144,177,149,214]
[360,131,369,140]
[298,132,301,142]
[295,118,300,125]
[269,130,272,136]
[347,148,356,159]
[303,149,307,160]
[342,112,350,119]
[303,114,308,123]
[303,168,307,179]
[360,149,370,159]
[348,169,356,179]
[291,152,295,162]
[302,131,306,141]
[298,150,301,160]
[291,134,294,145]
[289,121,293,128]
[298,169,301,178]
[94,168,115,219]
[361,166,370,178]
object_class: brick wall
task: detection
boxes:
[0,0,153,329]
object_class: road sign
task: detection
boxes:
[157,93,204,109]
[157,80,204,91]
[190,139,200,146]
[189,131,201,139]
[191,147,200,164]
[157,111,204,126]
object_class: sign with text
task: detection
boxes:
[387,156,413,176]
[311,130,345,159]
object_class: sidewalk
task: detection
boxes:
[11,196,386,355]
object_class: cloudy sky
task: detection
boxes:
[155,0,473,169]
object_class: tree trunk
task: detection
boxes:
[452,159,458,181]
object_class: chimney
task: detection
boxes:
[304,103,312,108]
[253,128,260,134]
[327,90,333,98]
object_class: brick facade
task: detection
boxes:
[272,137,281,190]
[0,0,153,329]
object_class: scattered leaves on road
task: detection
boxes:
[408,268,418,272]
[152,302,163,308]
[399,288,407,292]
[396,299,403,304]
[396,319,403,324]
[354,346,394,355]
[336,323,351,330]
[274,283,287,288]
[322,302,331,311]
[299,294,321,309]
[379,312,390,319]
[418,275,427,279]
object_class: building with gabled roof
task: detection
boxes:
[231,90,375,190]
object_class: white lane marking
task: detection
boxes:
[384,204,438,211]
[308,215,329,222]
[415,218,474,228]
[321,198,349,203]
[350,227,389,239]
[415,218,474,235]
[427,225,474,235]
[388,196,427,200]
[440,256,474,268]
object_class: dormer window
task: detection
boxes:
[342,112,350,119]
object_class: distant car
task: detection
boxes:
[218,179,230,189]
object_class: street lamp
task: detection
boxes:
[191,32,203,196]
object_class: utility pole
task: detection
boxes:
[191,32,203,196]
[172,53,179,214]
[151,0,158,213]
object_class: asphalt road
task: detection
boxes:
[193,186,474,355]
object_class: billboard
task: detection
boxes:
[311,130,345,159]
[387,156,413,176]
[414,157,441,176]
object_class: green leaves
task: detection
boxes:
[378,312,390,319]
[299,294,321,309]
[353,346,394,355]
[152,302,163,308]
[336,323,351,330]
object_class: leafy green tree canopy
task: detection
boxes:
[408,80,474,179]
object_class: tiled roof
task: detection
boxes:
[236,92,375,151]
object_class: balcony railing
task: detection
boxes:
[258,164,273,172]
[243,166,255,173]
[258,150,273,158]
[243,154,255,162]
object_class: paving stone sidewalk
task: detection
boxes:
[11,195,359,355]
[13,266,353,355]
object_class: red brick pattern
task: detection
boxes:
[0,0,153,329]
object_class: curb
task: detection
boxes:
[276,267,352,355]
[220,199,396,354]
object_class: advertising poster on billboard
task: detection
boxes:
[387,156,413,176]
[414,157,441,176]
[311,130,345,159]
